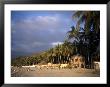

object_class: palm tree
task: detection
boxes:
[62,40,74,63]
[67,26,85,54]
[73,11,100,34]
[71,11,100,68]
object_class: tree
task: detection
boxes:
[67,11,100,68]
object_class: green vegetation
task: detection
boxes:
[11,11,100,68]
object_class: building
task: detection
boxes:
[70,55,85,68]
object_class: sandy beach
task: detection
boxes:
[11,67,100,77]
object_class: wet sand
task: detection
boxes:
[11,67,100,77]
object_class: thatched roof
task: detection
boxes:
[71,55,84,59]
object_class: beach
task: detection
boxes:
[11,67,100,77]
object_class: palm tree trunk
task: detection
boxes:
[60,55,61,64]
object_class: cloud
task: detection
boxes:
[12,14,72,32]
[51,41,63,47]
[12,15,58,30]
[11,11,73,58]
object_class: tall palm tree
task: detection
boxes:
[47,48,54,63]
[72,11,100,68]
[67,26,85,54]
[62,40,74,63]
[73,11,100,34]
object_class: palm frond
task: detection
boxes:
[72,11,83,19]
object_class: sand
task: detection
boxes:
[11,67,100,77]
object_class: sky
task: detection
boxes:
[11,11,76,58]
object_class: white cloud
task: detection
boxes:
[36,16,58,23]
[12,15,71,33]
[12,15,61,31]
[51,41,63,47]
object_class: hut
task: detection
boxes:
[70,55,85,68]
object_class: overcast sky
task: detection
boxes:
[11,11,76,58]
